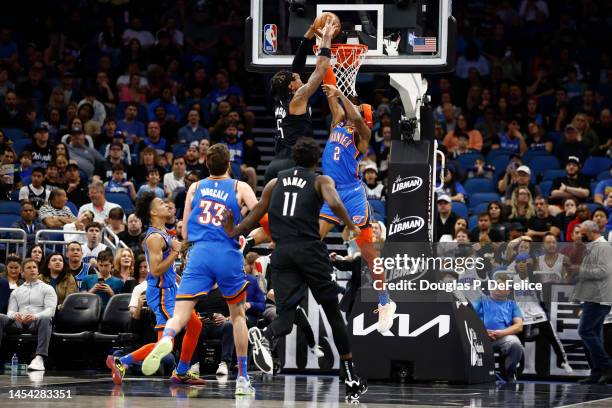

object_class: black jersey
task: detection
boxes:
[269,167,322,244]
[274,96,313,155]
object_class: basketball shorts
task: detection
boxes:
[271,240,340,313]
[177,242,248,302]
[320,183,370,228]
[146,284,176,330]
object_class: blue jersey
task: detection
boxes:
[143,226,176,289]
[186,177,242,247]
[322,123,362,188]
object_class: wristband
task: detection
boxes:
[319,47,331,58]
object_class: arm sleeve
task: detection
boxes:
[292,37,314,77]
[35,286,58,318]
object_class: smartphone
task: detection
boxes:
[97,278,105,283]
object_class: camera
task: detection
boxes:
[399,117,418,141]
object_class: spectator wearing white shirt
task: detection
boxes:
[18,167,50,210]
[0,258,57,371]
[78,181,121,224]
[163,156,186,197]
[519,0,549,22]
[122,17,155,48]
[81,222,107,265]
[63,210,94,245]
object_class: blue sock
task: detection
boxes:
[162,328,176,338]
[237,355,248,378]
[176,360,190,376]
[119,354,133,366]
[378,290,390,306]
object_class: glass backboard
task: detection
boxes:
[246,0,456,73]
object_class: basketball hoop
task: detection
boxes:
[314,43,368,97]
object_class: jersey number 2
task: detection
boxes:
[199,200,226,226]
[333,146,341,161]
[282,192,298,217]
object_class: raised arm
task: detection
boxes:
[292,24,320,77]
[325,83,346,131]
[224,179,277,238]
[290,18,338,111]
[323,84,371,153]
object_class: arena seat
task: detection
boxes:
[581,156,612,178]
[528,156,560,177]
[486,149,515,163]
[597,170,611,181]
[456,152,483,170]
[93,294,134,345]
[468,193,500,209]
[368,199,385,222]
[539,180,553,198]
[464,178,496,194]
[585,202,603,214]
[66,201,78,216]
[172,142,189,157]
[470,202,490,216]
[451,201,468,219]
[10,190,19,202]
[489,155,511,179]
[12,139,31,155]
[522,150,552,165]
[0,200,21,214]
[542,169,567,181]
[468,214,479,230]
[52,293,101,344]
[3,128,26,141]
[106,193,135,214]
[0,214,20,228]
[546,131,563,145]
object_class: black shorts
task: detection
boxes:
[270,240,338,313]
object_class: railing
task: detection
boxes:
[35,229,87,254]
[0,228,27,258]
[104,227,128,252]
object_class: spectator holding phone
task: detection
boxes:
[80,250,123,311]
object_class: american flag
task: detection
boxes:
[409,33,437,53]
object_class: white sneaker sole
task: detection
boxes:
[142,339,172,376]
[377,301,397,334]
[248,327,273,374]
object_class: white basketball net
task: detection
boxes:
[314,44,368,97]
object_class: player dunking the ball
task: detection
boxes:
[224,137,368,401]
[106,192,205,385]
[143,144,270,396]
[319,82,396,333]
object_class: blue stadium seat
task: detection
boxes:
[470,202,490,216]
[468,193,500,209]
[172,143,189,157]
[464,178,496,194]
[456,153,483,171]
[451,201,468,219]
[522,150,552,165]
[539,180,553,197]
[528,156,560,177]
[105,193,135,214]
[546,131,563,145]
[468,214,479,230]
[13,139,31,155]
[0,200,21,214]
[0,214,20,228]
[3,128,26,141]
[486,149,515,163]
[586,202,603,215]
[542,169,566,181]
[369,200,386,222]
[10,190,20,201]
[591,180,599,197]
[581,156,612,178]
[67,201,78,216]
[597,170,611,181]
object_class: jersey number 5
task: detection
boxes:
[198,200,226,226]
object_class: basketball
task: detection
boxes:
[313,12,341,37]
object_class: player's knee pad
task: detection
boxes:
[259,213,271,236]
[355,226,373,248]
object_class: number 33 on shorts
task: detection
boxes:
[198,199,227,226]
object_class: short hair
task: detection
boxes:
[580,220,599,234]
[543,232,557,240]
[592,208,608,219]
[109,207,124,220]
[454,228,469,237]
[146,167,160,177]
[48,188,66,202]
[21,200,35,209]
[270,69,293,100]
[86,221,103,232]
[97,249,114,263]
[534,196,548,204]
[494,273,510,283]
[135,191,156,225]
[31,167,45,176]
[111,163,124,172]
[88,180,105,192]
[478,212,491,220]
[245,252,260,265]
[172,155,185,164]
[66,241,82,250]
[206,144,230,176]
[22,258,38,269]
[292,137,320,168]
[6,254,21,266]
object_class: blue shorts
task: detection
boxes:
[320,183,370,228]
[146,284,176,330]
[177,242,248,302]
